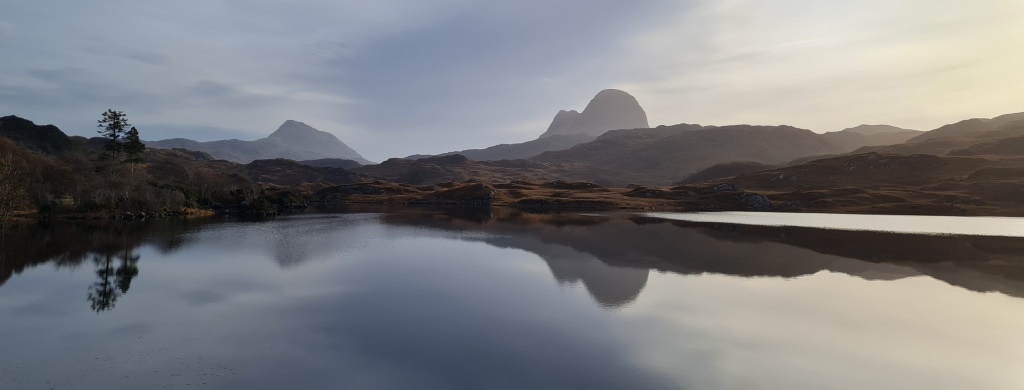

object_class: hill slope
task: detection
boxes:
[0,115,74,154]
[411,133,596,162]
[532,124,848,186]
[822,125,922,150]
[907,112,1024,143]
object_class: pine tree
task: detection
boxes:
[122,127,146,165]
[97,109,130,175]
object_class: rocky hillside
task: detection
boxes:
[0,115,75,154]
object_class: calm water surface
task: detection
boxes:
[2,210,1024,389]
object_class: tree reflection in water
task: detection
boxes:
[87,248,141,313]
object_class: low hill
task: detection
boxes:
[361,123,920,187]
[352,154,561,185]
[822,125,921,150]
[144,150,368,188]
[410,133,596,161]
[299,158,363,169]
[668,150,1024,215]
[848,119,1024,157]
[533,124,848,186]
[907,112,1024,143]
[840,124,917,135]
[0,115,74,154]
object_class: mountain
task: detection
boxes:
[826,115,1024,158]
[410,89,650,162]
[532,124,848,186]
[147,120,371,164]
[543,110,582,136]
[410,133,596,162]
[264,120,368,163]
[538,89,650,139]
[841,124,918,135]
[907,112,1024,143]
[0,115,74,154]
[822,125,922,151]
[361,122,916,187]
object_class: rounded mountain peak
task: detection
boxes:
[270,120,318,138]
[539,89,649,139]
[592,88,635,99]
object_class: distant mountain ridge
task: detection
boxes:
[408,134,595,162]
[531,124,849,185]
[148,120,371,164]
[840,124,918,135]
[907,112,1024,143]
[821,124,922,150]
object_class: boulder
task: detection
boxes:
[739,192,772,210]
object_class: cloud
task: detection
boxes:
[617,0,1024,131]
[0,21,14,43]
[0,0,1022,160]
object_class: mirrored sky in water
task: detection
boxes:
[1,211,1024,389]
[645,211,1024,237]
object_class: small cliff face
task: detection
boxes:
[538,89,649,139]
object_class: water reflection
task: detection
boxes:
[5,211,1024,311]
[87,250,140,312]
[2,210,1024,389]
[380,209,1024,303]
[0,218,219,312]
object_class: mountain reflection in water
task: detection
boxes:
[2,209,1024,389]
[3,210,1024,313]
[381,209,1024,303]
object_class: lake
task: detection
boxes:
[2,209,1024,389]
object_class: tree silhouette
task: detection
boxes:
[87,254,119,312]
[115,249,141,294]
[122,126,146,166]
[96,109,130,176]
[88,248,143,312]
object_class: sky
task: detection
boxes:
[2,0,1023,161]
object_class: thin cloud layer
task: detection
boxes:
[1,0,1021,161]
